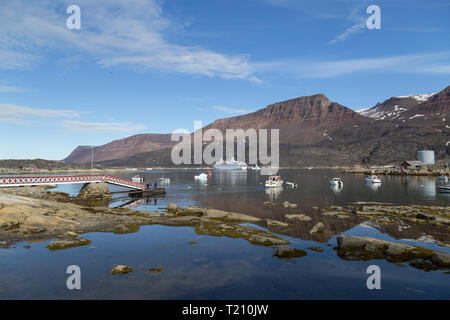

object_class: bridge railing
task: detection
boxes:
[0,174,146,191]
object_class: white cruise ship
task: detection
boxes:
[213,158,247,170]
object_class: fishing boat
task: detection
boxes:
[330,178,343,188]
[131,175,144,183]
[158,177,170,184]
[365,175,381,184]
[194,173,208,180]
[438,184,450,193]
[265,175,283,188]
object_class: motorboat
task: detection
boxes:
[250,165,261,170]
[265,175,283,188]
[131,175,144,183]
[146,168,153,171]
[194,173,208,180]
[365,175,382,184]
[158,177,170,184]
[437,175,449,182]
[330,178,343,188]
[438,184,450,193]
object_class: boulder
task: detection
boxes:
[273,246,307,258]
[430,252,450,268]
[78,182,111,200]
[285,214,311,222]
[111,265,133,274]
[46,238,92,251]
[248,234,290,246]
[113,224,140,234]
[309,222,324,234]
[266,219,289,227]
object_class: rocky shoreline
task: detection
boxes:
[0,185,449,272]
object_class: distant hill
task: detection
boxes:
[65,86,450,167]
[64,134,176,164]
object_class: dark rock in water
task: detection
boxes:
[409,258,437,271]
[113,224,140,234]
[273,246,307,258]
[47,238,92,251]
[337,235,450,271]
[307,246,323,252]
[149,267,164,273]
[188,241,199,245]
[111,265,133,274]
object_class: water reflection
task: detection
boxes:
[266,187,282,201]
[213,171,247,186]
[365,182,381,192]
[330,185,343,193]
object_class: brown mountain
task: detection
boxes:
[65,86,450,167]
[204,94,367,144]
[64,134,177,164]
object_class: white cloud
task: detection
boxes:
[0,86,27,93]
[63,120,146,134]
[329,19,366,45]
[213,105,250,115]
[0,0,258,82]
[0,103,80,125]
[254,52,450,78]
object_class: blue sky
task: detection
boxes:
[0,0,449,160]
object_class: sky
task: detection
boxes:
[0,0,449,160]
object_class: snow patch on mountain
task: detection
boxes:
[396,93,437,103]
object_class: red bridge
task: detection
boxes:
[0,175,146,191]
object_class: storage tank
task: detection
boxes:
[418,150,435,165]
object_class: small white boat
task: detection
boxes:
[158,177,170,184]
[194,173,208,180]
[330,178,343,188]
[437,175,449,182]
[265,175,283,188]
[365,175,382,184]
[146,168,153,171]
[438,184,450,193]
[250,165,261,170]
[286,181,297,188]
[131,175,144,183]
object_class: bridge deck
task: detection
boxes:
[0,175,146,191]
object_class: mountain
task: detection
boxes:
[64,134,177,164]
[204,94,367,144]
[65,86,450,167]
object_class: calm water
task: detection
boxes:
[0,169,449,299]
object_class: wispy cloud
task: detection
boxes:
[0,0,258,82]
[0,86,28,93]
[329,18,366,45]
[62,121,146,134]
[213,105,250,115]
[254,52,450,78]
[0,103,80,125]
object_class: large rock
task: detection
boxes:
[309,222,324,234]
[203,208,260,222]
[273,246,307,258]
[285,214,312,222]
[266,219,289,227]
[248,234,290,246]
[78,182,111,200]
[111,265,133,274]
[336,235,449,271]
[46,238,92,250]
